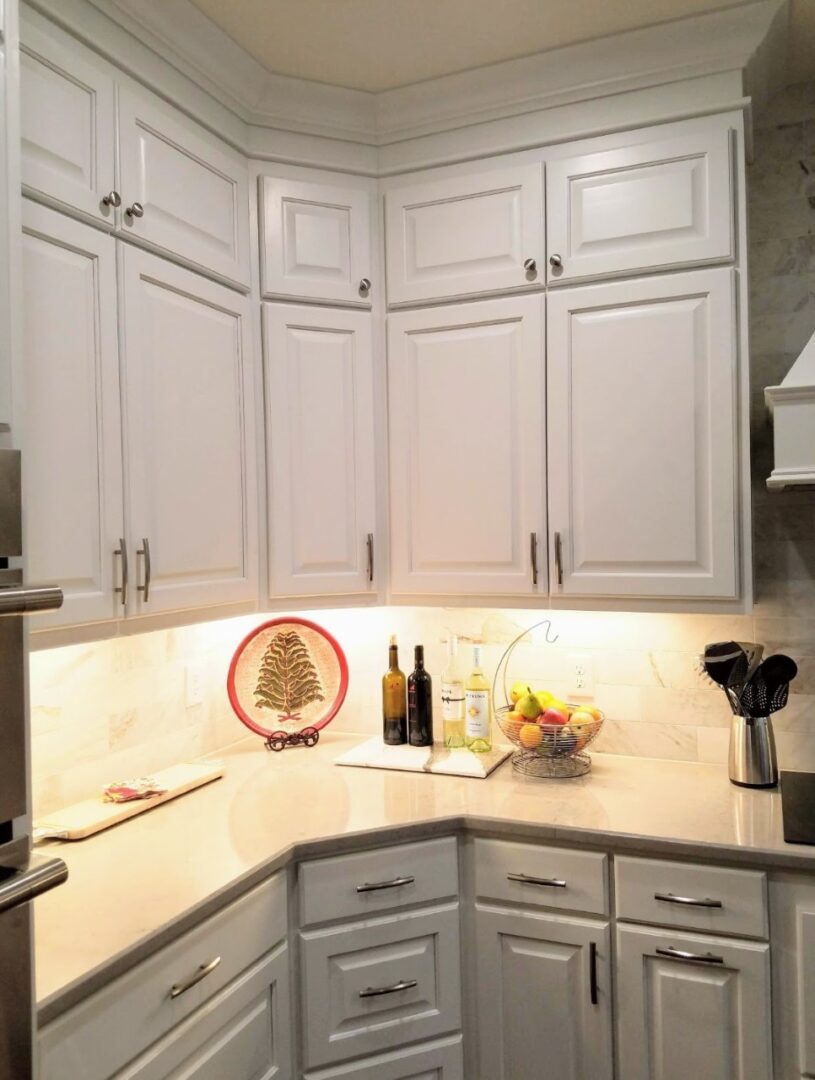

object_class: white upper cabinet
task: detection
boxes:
[118,85,250,288]
[21,201,124,629]
[546,129,733,283]
[547,267,738,600]
[20,13,115,224]
[120,247,257,616]
[263,303,376,598]
[260,176,372,306]
[385,164,544,305]
[388,295,546,597]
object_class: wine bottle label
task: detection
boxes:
[465,689,491,738]
[441,681,465,722]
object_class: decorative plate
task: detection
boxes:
[227,618,348,745]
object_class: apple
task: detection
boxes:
[541,707,569,727]
[504,709,524,728]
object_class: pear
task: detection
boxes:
[510,680,532,704]
[517,692,543,720]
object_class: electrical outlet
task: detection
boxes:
[185,663,205,708]
[569,651,594,699]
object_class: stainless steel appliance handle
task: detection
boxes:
[654,892,723,909]
[0,585,63,616]
[169,956,221,999]
[507,872,567,888]
[356,875,415,893]
[655,946,724,965]
[114,539,128,608]
[137,538,151,603]
[366,533,374,584]
[0,855,68,914]
[359,978,417,999]
[554,531,563,587]
[530,532,538,586]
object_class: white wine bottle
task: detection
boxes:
[441,634,465,748]
[465,644,492,753]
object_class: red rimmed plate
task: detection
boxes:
[227,617,348,743]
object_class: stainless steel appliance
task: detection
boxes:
[0,449,67,1079]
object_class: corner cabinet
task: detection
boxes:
[547,267,739,599]
[387,295,546,598]
[263,303,377,598]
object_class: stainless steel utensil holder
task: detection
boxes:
[729,714,778,788]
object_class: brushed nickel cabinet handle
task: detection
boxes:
[125,201,144,219]
[530,532,538,585]
[654,892,723,909]
[169,956,221,999]
[359,978,417,999]
[554,531,563,587]
[114,538,128,607]
[507,872,567,888]
[101,190,121,208]
[589,941,598,1005]
[523,257,537,275]
[359,277,372,296]
[366,533,374,583]
[549,253,563,269]
[137,537,151,603]
[655,946,724,965]
[356,875,415,893]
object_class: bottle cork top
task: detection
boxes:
[389,634,397,646]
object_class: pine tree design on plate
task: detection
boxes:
[254,629,325,722]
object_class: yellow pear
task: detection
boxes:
[517,692,542,720]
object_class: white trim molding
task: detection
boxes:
[765,331,815,490]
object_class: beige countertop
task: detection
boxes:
[34,732,815,1024]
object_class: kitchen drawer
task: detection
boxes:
[300,902,461,1068]
[473,837,608,915]
[303,1036,463,1079]
[298,836,458,927]
[38,873,287,1080]
[614,856,768,938]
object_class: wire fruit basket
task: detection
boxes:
[493,619,604,779]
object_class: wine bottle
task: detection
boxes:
[382,635,407,745]
[441,634,465,748]
[465,644,492,753]
[408,645,433,747]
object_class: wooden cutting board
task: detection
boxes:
[34,762,224,841]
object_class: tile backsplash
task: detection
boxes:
[28,81,815,817]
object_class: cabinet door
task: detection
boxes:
[385,164,544,304]
[21,200,124,628]
[474,904,612,1080]
[118,85,250,288]
[768,874,815,1078]
[20,13,115,224]
[547,267,738,599]
[388,295,545,597]
[263,304,376,598]
[260,176,372,306]
[120,247,257,616]
[546,128,733,282]
[616,923,772,1080]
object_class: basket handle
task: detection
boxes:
[491,618,560,708]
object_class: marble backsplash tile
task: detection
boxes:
[27,80,815,815]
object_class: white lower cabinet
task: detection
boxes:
[303,1036,463,1079]
[473,904,613,1080]
[769,874,815,1078]
[615,923,773,1080]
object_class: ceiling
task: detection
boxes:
[187,0,815,93]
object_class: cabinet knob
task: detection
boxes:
[523,258,537,275]
[101,190,121,209]
[549,253,563,269]
[359,277,372,296]
[125,202,145,220]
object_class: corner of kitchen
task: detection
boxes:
[0,0,814,1077]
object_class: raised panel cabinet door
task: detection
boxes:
[260,176,372,306]
[547,267,738,599]
[473,904,612,1080]
[120,247,257,616]
[20,12,115,224]
[615,923,772,1080]
[388,295,546,597]
[385,164,544,304]
[263,304,376,598]
[768,875,815,1078]
[117,85,250,288]
[546,128,733,283]
[21,200,124,629]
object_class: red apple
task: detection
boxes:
[542,707,569,727]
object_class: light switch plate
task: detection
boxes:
[185,663,205,708]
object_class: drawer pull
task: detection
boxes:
[169,956,222,999]
[589,941,598,1005]
[356,875,415,893]
[655,946,724,966]
[507,872,567,889]
[654,892,723,909]
[359,978,418,999]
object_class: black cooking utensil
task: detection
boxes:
[703,641,745,714]
[738,654,797,717]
